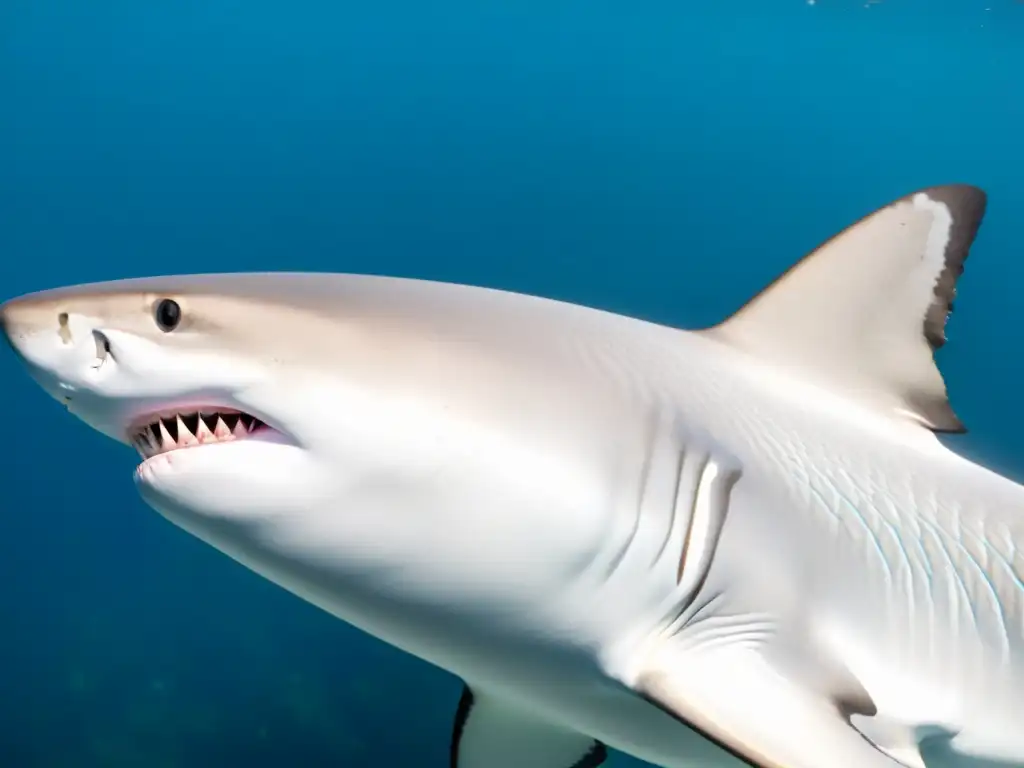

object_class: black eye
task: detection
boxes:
[154,298,182,332]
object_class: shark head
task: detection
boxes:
[0,272,623,649]
[0,274,368,535]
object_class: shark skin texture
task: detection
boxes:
[3,184,1022,768]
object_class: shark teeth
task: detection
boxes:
[131,410,265,459]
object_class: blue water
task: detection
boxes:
[1,2,1022,765]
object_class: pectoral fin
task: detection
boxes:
[450,683,607,768]
[632,649,912,768]
[850,714,943,768]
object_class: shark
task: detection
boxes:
[2,184,1022,768]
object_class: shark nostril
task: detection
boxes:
[57,312,72,344]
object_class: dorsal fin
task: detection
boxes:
[703,185,987,433]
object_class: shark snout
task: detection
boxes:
[4,296,85,359]
[1,292,70,348]
[1,296,51,368]
[0,297,28,356]
[0,294,117,407]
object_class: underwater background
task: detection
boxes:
[1,1,1022,765]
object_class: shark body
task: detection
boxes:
[3,185,1022,768]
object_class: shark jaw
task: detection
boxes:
[128,408,269,460]
[126,405,309,524]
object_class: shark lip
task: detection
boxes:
[127,407,278,461]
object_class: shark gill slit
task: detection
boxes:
[602,409,663,581]
[677,456,742,598]
[676,454,707,586]
[649,439,687,568]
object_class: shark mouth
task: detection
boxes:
[130,409,270,460]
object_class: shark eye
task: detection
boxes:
[154,298,182,332]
